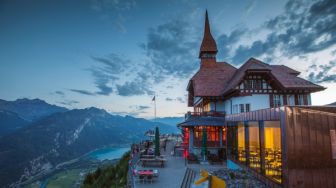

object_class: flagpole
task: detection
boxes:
[154,94,156,122]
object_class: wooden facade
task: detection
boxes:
[225,106,336,188]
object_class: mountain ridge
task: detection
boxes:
[0,98,68,122]
[0,100,178,187]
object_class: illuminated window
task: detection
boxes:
[248,122,261,172]
[264,121,282,183]
[237,122,246,162]
[193,126,221,147]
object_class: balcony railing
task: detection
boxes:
[185,111,226,120]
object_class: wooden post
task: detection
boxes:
[270,94,274,108]
[244,121,250,166]
[259,120,266,175]
[283,95,287,105]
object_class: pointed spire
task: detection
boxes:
[199,10,217,59]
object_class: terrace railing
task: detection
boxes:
[185,111,226,120]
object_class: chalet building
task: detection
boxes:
[178,11,336,187]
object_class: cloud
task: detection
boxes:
[241,0,257,19]
[229,0,336,64]
[111,111,140,117]
[166,97,173,101]
[57,100,80,106]
[91,53,131,74]
[141,18,199,80]
[51,91,65,97]
[91,69,113,96]
[116,78,154,96]
[69,89,95,96]
[113,105,151,117]
[308,60,336,83]
[74,53,133,96]
[176,97,186,103]
[166,85,174,89]
[217,28,247,60]
[165,97,186,103]
[130,105,150,111]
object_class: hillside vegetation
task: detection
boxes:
[82,151,130,188]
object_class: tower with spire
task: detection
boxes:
[199,10,218,67]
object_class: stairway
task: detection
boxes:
[180,168,196,188]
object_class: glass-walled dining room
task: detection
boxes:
[227,120,282,184]
[237,122,246,163]
[264,121,281,183]
[248,121,261,173]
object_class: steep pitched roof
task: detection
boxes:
[199,10,217,58]
[270,66,322,89]
[189,62,237,97]
[272,65,300,75]
[221,58,325,96]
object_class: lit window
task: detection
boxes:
[264,121,282,183]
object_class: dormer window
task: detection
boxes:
[243,79,264,89]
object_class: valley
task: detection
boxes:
[25,146,129,188]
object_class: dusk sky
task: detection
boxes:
[0,0,335,118]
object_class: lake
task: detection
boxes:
[88,147,130,161]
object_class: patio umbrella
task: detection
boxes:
[201,127,207,161]
[155,126,160,156]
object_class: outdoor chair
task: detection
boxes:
[138,175,145,184]
[146,175,153,183]
[208,154,223,165]
[187,153,199,164]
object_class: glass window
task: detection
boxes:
[298,95,304,105]
[240,104,245,113]
[246,104,250,112]
[264,121,282,183]
[273,95,282,107]
[287,95,295,105]
[262,80,267,89]
[233,104,239,114]
[193,126,221,147]
[248,122,261,172]
[256,80,262,89]
[237,122,246,163]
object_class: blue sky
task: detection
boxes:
[0,0,335,118]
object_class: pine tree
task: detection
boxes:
[155,126,160,156]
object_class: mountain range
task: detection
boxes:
[0,98,178,187]
[0,98,67,122]
[151,117,184,126]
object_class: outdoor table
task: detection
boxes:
[141,158,167,167]
[138,170,154,176]
[141,155,155,158]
